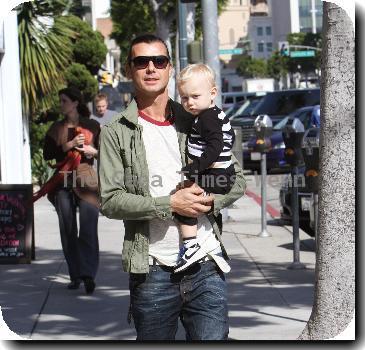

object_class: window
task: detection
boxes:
[266,42,273,52]
[257,27,263,36]
[266,26,272,35]
[258,43,264,52]
[299,0,323,33]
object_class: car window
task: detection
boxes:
[242,98,262,115]
[226,102,244,118]
[232,96,264,117]
[232,100,250,116]
[250,89,320,116]
[273,116,289,130]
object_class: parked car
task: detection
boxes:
[243,105,320,172]
[222,91,267,111]
[225,101,245,119]
[230,88,320,142]
[229,93,266,119]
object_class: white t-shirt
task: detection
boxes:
[90,109,118,126]
[138,111,220,266]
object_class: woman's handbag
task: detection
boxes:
[76,163,98,191]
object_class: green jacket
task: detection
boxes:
[98,99,246,273]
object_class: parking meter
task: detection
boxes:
[282,118,305,167]
[283,117,306,270]
[302,127,320,193]
[253,115,272,238]
[254,115,272,153]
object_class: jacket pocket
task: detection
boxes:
[120,149,136,194]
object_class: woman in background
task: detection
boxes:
[43,87,100,294]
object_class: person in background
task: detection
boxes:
[43,87,100,294]
[91,93,118,127]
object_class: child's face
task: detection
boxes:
[178,78,217,116]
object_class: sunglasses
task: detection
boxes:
[131,55,170,70]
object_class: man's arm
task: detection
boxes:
[98,125,212,220]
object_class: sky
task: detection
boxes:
[95,0,111,18]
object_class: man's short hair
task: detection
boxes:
[177,63,216,89]
[127,34,171,66]
[94,93,108,104]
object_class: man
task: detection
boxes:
[90,93,118,126]
[98,34,246,340]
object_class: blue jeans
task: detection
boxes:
[129,260,228,340]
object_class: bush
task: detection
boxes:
[236,56,268,78]
[30,118,55,186]
[64,15,108,75]
[64,63,98,103]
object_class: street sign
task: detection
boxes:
[219,48,244,55]
[278,41,289,56]
[290,50,315,58]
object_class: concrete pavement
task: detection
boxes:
[0,175,316,340]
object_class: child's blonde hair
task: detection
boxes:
[177,63,216,88]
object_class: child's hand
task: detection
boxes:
[176,180,194,191]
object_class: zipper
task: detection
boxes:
[134,125,150,196]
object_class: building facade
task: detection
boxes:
[0,11,31,185]
[298,0,323,33]
[248,0,322,59]
[218,0,251,62]
[218,0,251,91]
[96,17,121,80]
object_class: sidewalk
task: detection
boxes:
[0,184,316,340]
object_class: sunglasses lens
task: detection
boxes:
[153,56,169,69]
[132,56,169,69]
[133,57,150,69]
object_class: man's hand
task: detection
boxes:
[171,183,214,218]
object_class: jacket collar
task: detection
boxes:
[119,98,178,125]
[119,99,139,126]
[118,97,193,133]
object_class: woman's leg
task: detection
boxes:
[54,189,80,282]
[77,198,99,280]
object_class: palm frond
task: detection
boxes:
[18,1,74,117]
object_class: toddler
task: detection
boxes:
[174,63,235,272]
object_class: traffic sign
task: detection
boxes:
[219,48,244,55]
[290,50,315,58]
[278,41,289,56]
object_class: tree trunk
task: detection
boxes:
[149,0,175,98]
[149,0,174,55]
[299,2,355,340]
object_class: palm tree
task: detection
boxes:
[17,0,75,117]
